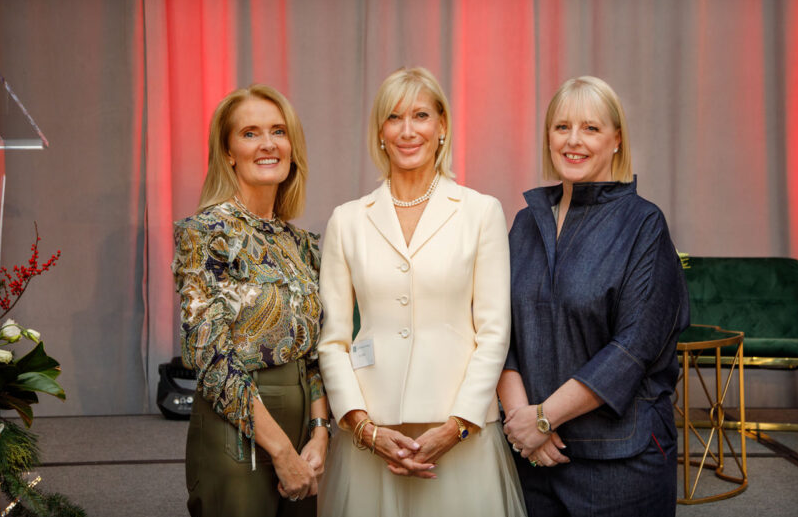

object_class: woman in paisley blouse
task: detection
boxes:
[172,84,328,517]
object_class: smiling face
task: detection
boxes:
[548,99,620,185]
[226,97,292,198]
[547,98,621,185]
[380,90,445,178]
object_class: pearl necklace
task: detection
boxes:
[387,174,440,207]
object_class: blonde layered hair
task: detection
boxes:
[368,67,453,179]
[198,84,309,220]
[542,76,632,183]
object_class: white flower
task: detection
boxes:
[0,349,12,363]
[0,319,21,342]
[23,328,41,343]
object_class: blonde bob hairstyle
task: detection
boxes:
[368,67,453,179]
[542,76,632,183]
[197,84,309,220]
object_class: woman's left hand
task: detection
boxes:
[527,432,569,467]
[504,405,549,457]
[410,419,461,465]
[299,429,329,477]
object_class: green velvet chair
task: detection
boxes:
[682,256,798,367]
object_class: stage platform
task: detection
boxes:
[2,413,797,516]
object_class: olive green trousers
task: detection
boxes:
[186,359,316,517]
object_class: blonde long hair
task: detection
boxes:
[198,84,308,220]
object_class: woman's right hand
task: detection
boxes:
[341,410,436,479]
[273,446,318,500]
[373,425,437,479]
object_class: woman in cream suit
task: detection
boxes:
[317,67,525,517]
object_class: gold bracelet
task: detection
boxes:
[352,417,367,448]
[353,421,368,449]
[370,425,379,454]
[353,417,372,450]
[357,421,370,450]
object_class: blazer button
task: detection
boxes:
[398,295,409,305]
[399,262,410,272]
[399,328,410,338]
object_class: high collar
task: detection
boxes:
[524,175,637,209]
[224,200,285,234]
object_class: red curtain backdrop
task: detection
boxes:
[134,0,798,411]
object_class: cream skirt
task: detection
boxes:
[318,421,526,517]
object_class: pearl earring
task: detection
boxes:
[439,135,445,146]
[613,148,619,154]
[380,140,385,150]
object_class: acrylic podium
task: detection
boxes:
[0,75,48,258]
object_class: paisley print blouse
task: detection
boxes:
[172,201,324,440]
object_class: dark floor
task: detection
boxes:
[2,413,798,516]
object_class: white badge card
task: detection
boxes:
[350,339,375,370]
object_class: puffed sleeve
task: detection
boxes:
[172,222,259,438]
[317,206,368,426]
[571,211,689,417]
[450,196,511,427]
[302,230,325,402]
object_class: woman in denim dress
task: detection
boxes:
[498,76,689,517]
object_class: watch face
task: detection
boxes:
[460,429,469,440]
[537,419,551,434]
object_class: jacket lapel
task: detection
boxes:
[407,176,461,257]
[365,181,411,261]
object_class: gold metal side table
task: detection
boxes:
[674,324,747,504]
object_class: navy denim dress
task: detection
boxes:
[506,178,689,461]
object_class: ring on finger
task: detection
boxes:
[290,495,299,502]
[512,443,520,453]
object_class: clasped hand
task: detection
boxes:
[274,432,328,500]
[503,405,569,467]
[365,421,464,479]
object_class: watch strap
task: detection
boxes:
[451,416,470,441]
[537,404,552,434]
[308,417,331,436]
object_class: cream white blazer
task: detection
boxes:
[318,176,510,428]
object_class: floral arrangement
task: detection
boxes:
[0,225,85,517]
[0,224,62,426]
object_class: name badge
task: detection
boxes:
[350,339,375,370]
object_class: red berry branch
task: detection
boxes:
[0,222,61,318]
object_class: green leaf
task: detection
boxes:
[37,365,62,380]
[0,362,21,387]
[1,393,34,426]
[14,341,60,373]
[10,371,66,400]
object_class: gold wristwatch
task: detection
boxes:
[451,416,470,441]
[536,404,552,435]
